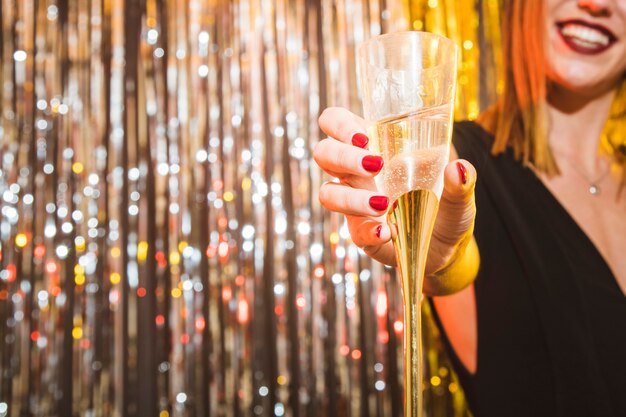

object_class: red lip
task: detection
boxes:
[556,19,617,55]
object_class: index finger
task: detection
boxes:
[318,107,368,145]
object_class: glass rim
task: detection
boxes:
[358,30,458,73]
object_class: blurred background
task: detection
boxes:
[0,0,502,416]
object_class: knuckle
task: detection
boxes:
[348,226,367,248]
[319,107,355,141]
[318,183,332,207]
[340,191,354,213]
[312,139,333,166]
[352,238,366,248]
[333,144,351,170]
[312,140,324,164]
[324,106,342,116]
[318,107,340,129]
[334,118,350,141]
[318,108,331,126]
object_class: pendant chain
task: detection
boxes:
[563,157,612,196]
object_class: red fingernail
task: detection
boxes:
[369,196,389,211]
[457,161,468,185]
[362,155,383,172]
[375,225,382,238]
[352,133,369,148]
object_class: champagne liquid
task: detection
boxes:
[368,106,451,417]
[388,189,439,417]
[368,105,451,202]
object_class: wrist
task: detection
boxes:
[423,235,480,296]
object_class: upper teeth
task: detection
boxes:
[561,24,610,46]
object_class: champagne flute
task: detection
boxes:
[358,31,458,417]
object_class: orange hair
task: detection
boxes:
[479,0,626,177]
[478,0,557,174]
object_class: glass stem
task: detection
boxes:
[388,189,439,417]
[403,278,423,417]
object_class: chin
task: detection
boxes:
[550,67,604,94]
[548,54,625,98]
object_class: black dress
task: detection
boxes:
[434,121,626,417]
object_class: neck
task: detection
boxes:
[547,85,616,163]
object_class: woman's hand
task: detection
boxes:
[314,107,478,295]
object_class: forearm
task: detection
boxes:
[423,235,480,296]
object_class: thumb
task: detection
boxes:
[427,159,477,274]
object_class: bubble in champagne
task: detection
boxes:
[383,145,447,204]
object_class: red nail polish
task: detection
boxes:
[457,161,468,185]
[362,155,383,172]
[352,133,369,148]
[369,196,389,211]
[375,225,382,238]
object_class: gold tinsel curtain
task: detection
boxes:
[0,1,501,416]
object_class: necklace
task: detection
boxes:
[564,158,612,196]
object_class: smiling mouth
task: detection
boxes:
[556,20,617,55]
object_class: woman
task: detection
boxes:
[313,0,626,415]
